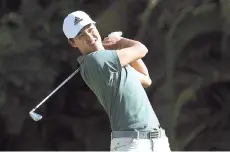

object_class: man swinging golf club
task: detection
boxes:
[62,10,171,152]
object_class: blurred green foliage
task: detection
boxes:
[0,0,230,151]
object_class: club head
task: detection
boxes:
[29,111,43,121]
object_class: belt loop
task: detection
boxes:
[159,129,162,138]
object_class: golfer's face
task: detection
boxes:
[72,24,102,52]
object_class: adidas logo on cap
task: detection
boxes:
[74,16,83,25]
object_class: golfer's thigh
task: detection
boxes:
[153,136,171,152]
[110,138,139,151]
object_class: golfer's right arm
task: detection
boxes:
[116,38,148,67]
[115,38,152,88]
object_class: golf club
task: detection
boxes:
[29,66,81,121]
[29,31,122,122]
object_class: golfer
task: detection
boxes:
[63,10,171,152]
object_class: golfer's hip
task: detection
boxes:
[110,128,171,151]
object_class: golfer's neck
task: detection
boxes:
[96,45,105,51]
[81,46,105,55]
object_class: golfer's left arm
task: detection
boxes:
[103,36,152,88]
[130,59,152,88]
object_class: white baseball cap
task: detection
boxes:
[63,11,96,39]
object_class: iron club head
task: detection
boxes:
[29,111,43,121]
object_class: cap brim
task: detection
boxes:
[74,20,96,37]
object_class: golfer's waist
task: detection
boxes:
[111,128,165,139]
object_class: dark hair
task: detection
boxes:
[68,38,74,42]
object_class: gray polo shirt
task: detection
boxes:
[77,50,160,131]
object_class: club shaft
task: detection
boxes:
[32,67,81,111]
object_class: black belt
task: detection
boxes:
[111,129,164,139]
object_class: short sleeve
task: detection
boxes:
[85,50,121,74]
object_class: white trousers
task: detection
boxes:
[110,130,171,152]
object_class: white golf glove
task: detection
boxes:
[108,31,123,38]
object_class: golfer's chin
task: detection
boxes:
[90,42,104,51]
[82,42,104,54]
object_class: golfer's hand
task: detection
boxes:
[102,36,121,50]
